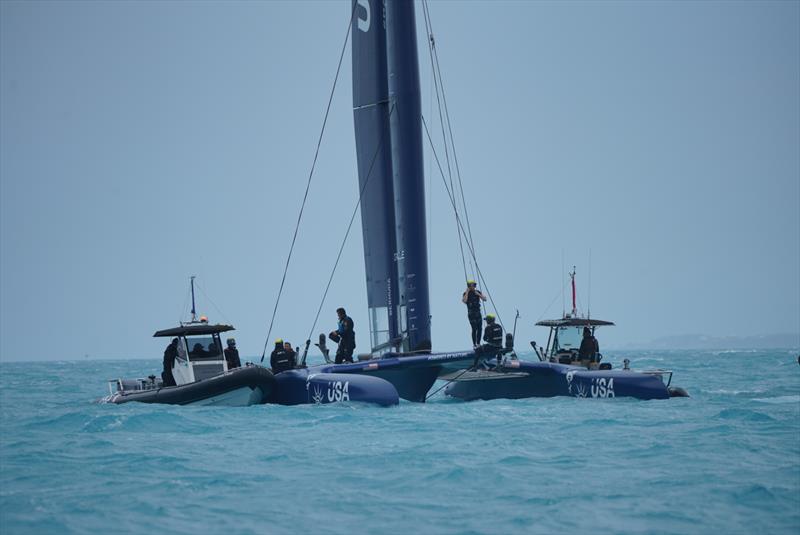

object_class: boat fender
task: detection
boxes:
[668,386,690,398]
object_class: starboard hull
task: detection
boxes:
[445,361,674,401]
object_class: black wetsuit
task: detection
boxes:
[162,341,178,387]
[224,347,241,369]
[579,334,600,362]
[464,289,484,346]
[270,344,295,374]
[335,315,356,364]
[472,321,503,369]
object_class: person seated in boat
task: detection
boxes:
[472,314,503,369]
[224,338,241,369]
[207,340,220,358]
[330,307,355,364]
[578,327,600,364]
[462,280,487,348]
[270,338,295,374]
[162,338,178,387]
[191,342,207,358]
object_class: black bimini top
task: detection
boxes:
[153,324,235,337]
[536,318,615,327]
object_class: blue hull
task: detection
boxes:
[319,350,477,402]
[267,369,399,407]
[445,361,671,401]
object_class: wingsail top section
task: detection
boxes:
[352,0,431,353]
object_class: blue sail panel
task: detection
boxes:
[352,0,400,352]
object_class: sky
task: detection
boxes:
[1,0,798,362]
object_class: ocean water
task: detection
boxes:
[1,350,798,535]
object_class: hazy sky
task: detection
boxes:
[1,0,798,362]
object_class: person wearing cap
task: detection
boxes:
[578,326,600,365]
[270,338,294,374]
[330,307,355,364]
[224,338,241,370]
[462,280,487,347]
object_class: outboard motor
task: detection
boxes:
[505,333,514,350]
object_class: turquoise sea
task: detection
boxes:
[1,350,798,534]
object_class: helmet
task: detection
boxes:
[199,315,208,323]
[484,313,496,321]
[227,338,236,347]
[467,279,476,286]
[275,338,283,344]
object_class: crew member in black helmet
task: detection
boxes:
[472,313,503,369]
[162,338,178,387]
[462,279,487,347]
[224,338,241,369]
[330,307,355,364]
[270,338,295,374]
[578,326,600,364]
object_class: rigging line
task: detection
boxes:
[535,279,571,323]
[194,281,232,325]
[423,0,477,280]
[425,368,470,401]
[305,102,397,344]
[422,115,505,329]
[421,2,468,283]
[179,284,191,325]
[260,2,358,362]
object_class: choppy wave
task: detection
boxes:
[1,351,799,534]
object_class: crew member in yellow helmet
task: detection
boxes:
[270,338,295,374]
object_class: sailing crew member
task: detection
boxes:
[329,307,355,364]
[270,338,295,373]
[462,280,487,347]
[162,338,178,387]
[482,314,503,364]
[224,338,241,369]
[283,341,297,367]
[578,327,600,364]
[471,314,503,369]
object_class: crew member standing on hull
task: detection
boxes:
[162,338,178,387]
[329,307,355,364]
[270,338,295,374]
[462,280,487,347]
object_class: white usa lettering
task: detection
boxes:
[327,381,351,402]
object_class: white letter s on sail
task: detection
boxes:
[356,0,371,32]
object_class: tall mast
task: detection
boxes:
[352,0,431,353]
[386,0,431,351]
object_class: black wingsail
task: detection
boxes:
[352,0,431,353]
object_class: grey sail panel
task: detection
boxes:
[352,0,400,351]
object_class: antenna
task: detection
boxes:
[570,266,577,317]
[561,250,565,317]
[588,249,592,319]
[190,275,197,323]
